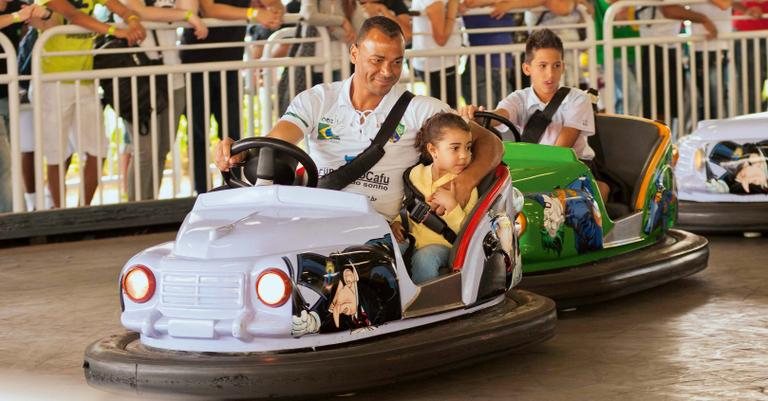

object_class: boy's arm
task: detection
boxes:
[452,122,503,206]
[554,126,580,148]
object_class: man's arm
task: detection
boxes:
[215,120,304,171]
[660,5,718,39]
[104,0,146,42]
[452,122,503,206]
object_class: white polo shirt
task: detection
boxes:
[280,76,450,220]
[496,86,596,160]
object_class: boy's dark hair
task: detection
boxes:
[415,112,471,162]
[524,28,564,64]
[356,16,404,45]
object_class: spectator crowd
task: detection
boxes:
[0,0,765,213]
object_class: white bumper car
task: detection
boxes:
[83,137,556,399]
[676,112,768,232]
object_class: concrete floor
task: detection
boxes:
[0,233,766,401]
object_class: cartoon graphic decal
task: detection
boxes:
[531,176,603,255]
[329,263,371,329]
[704,141,768,195]
[484,211,521,289]
[644,166,676,234]
[290,235,400,337]
[390,122,406,143]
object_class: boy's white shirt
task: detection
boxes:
[496,86,596,160]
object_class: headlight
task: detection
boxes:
[256,269,291,307]
[694,148,705,171]
[515,213,527,236]
[122,265,156,303]
[511,187,525,214]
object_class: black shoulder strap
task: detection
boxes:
[521,86,571,144]
[373,90,415,147]
[318,91,414,190]
[400,165,458,244]
[542,86,571,121]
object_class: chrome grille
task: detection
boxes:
[161,272,244,309]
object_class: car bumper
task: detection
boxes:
[678,200,768,233]
[519,229,709,309]
[84,290,555,399]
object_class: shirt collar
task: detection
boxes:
[338,74,404,116]
[524,86,547,112]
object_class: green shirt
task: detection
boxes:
[37,0,106,74]
[593,0,640,66]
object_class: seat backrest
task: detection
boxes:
[590,115,662,210]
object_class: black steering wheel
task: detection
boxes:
[473,111,522,142]
[221,137,319,188]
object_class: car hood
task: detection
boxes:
[173,186,389,259]
[504,143,590,193]
[685,114,768,144]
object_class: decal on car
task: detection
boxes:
[291,235,401,337]
[644,166,676,234]
[530,176,604,256]
[704,140,768,195]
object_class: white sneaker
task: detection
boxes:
[44,187,55,210]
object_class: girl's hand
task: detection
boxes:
[390,221,406,243]
[188,13,208,39]
[429,182,459,214]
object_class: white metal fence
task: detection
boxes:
[1,1,766,217]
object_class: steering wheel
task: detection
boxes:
[221,137,319,188]
[473,111,522,142]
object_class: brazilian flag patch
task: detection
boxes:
[318,122,339,140]
[390,122,406,143]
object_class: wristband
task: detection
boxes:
[184,10,193,21]
[107,25,116,36]
[11,12,21,23]
[127,15,140,22]
[246,6,255,21]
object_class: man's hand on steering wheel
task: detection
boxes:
[215,137,246,172]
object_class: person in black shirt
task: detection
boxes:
[180,0,282,195]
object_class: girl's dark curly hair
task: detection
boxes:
[415,112,471,162]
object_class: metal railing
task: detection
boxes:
[1,2,766,230]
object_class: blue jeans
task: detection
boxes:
[411,244,450,284]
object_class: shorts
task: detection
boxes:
[30,82,106,163]
[19,102,76,155]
